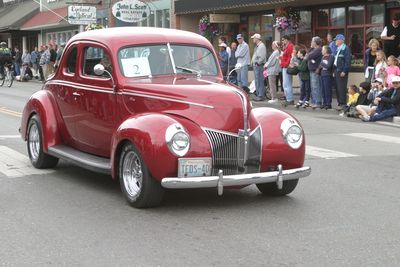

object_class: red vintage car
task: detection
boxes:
[20,27,310,208]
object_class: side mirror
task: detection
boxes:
[93,63,116,90]
[94,64,105,76]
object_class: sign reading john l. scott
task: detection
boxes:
[68,6,96,25]
[112,0,150,23]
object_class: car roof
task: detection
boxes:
[68,27,212,49]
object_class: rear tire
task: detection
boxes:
[119,142,164,208]
[256,179,299,196]
[27,115,59,169]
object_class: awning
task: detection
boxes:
[0,1,39,31]
[21,7,69,31]
[175,0,296,15]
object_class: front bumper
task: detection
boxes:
[161,165,311,195]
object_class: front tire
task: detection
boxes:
[256,179,299,196]
[119,142,164,208]
[27,115,59,168]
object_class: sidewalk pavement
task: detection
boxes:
[251,89,400,127]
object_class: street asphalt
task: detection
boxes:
[0,80,399,266]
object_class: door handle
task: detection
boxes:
[72,92,81,97]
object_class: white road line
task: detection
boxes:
[306,145,359,159]
[344,133,400,145]
[0,135,21,139]
[0,146,53,178]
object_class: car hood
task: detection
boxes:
[121,76,251,133]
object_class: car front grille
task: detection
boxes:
[204,127,261,176]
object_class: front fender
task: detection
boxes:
[110,113,211,180]
[20,90,61,152]
[251,107,306,171]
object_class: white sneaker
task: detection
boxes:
[268,99,279,104]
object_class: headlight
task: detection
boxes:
[280,117,303,149]
[165,123,190,156]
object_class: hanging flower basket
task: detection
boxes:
[198,15,220,42]
[273,7,301,32]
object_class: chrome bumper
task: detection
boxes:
[161,165,311,195]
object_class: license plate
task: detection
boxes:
[178,158,212,178]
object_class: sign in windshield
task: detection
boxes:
[118,45,218,78]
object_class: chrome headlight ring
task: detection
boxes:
[280,117,303,149]
[165,123,190,157]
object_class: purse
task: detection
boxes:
[286,67,299,75]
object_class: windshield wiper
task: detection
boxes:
[175,66,202,78]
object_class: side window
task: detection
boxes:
[83,46,111,77]
[66,47,77,74]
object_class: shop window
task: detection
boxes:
[317,9,329,27]
[348,28,364,68]
[330,8,345,27]
[314,4,384,70]
[281,11,312,49]
[349,6,364,25]
[366,4,384,24]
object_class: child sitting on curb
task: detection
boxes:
[339,84,359,116]
[356,78,385,120]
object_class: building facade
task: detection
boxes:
[174,0,399,82]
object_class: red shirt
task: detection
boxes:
[280,42,293,68]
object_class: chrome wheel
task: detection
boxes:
[122,150,143,198]
[28,123,40,161]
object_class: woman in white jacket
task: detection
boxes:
[264,41,281,103]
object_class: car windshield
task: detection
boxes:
[118,44,218,78]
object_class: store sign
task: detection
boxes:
[209,14,240,24]
[68,6,97,25]
[112,0,150,23]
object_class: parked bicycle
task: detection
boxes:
[0,63,14,87]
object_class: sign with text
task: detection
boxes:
[112,0,150,23]
[210,14,240,24]
[68,6,96,25]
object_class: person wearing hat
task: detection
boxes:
[333,34,351,109]
[362,75,400,121]
[235,34,250,88]
[218,43,229,78]
[0,41,12,79]
[356,78,384,120]
[380,13,400,58]
[250,33,267,101]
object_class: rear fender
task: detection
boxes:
[251,107,306,171]
[20,90,61,152]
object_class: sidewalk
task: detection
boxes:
[251,88,400,127]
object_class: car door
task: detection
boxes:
[50,44,80,144]
[73,43,118,157]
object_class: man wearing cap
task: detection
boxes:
[333,34,351,108]
[235,34,250,88]
[218,43,229,78]
[251,33,267,101]
[381,14,400,58]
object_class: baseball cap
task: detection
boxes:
[335,34,345,41]
[251,33,261,39]
[236,34,243,40]
[391,76,400,83]
[373,78,383,84]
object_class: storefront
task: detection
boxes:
[174,0,395,79]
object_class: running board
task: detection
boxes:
[48,144,111,175]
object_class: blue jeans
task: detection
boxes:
[282,68,293,101]
[310,72,321,105]
[370,106,397,121]
[299,79,311,102]
[320,75,332,106]
[15,62,21,76]
[237,64,248,88]
[253,64,265,98]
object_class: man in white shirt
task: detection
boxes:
[235,34,250,88]
[380,14,400,57]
